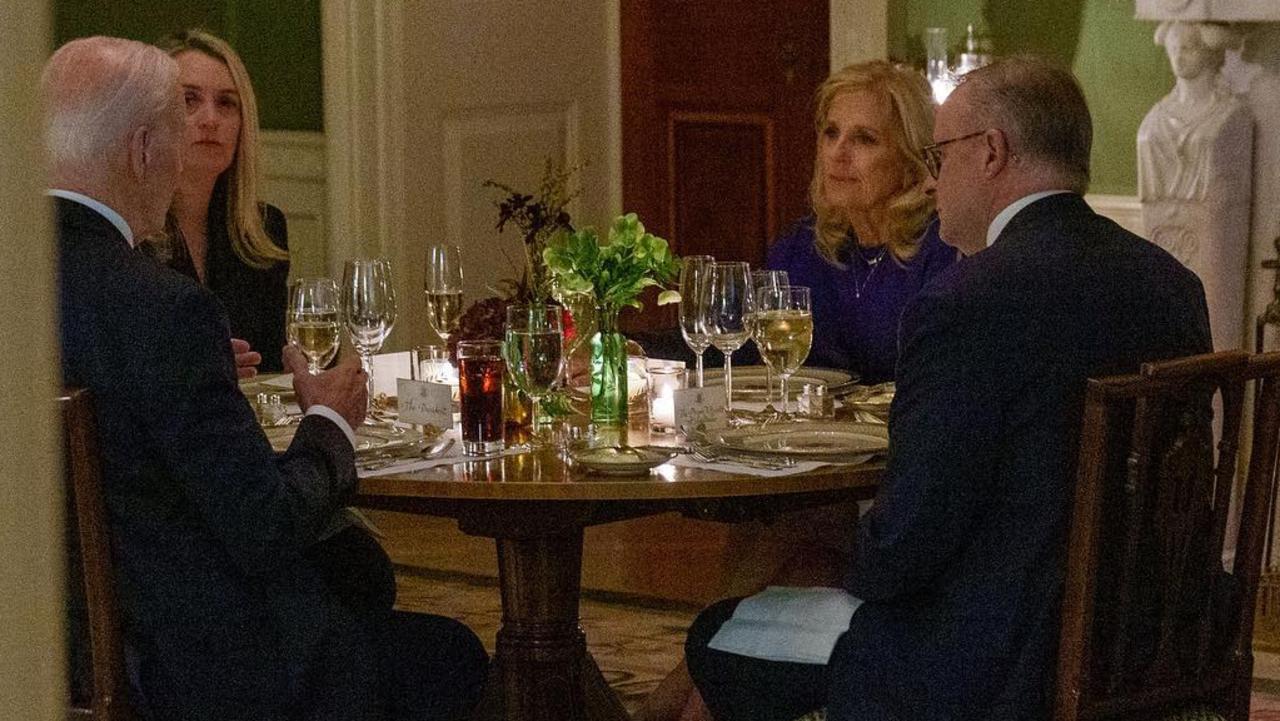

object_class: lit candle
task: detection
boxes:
[647,363,686,433]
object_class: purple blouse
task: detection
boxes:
[766,216,957,384]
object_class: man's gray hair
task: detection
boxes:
[959,56,1093,192]
[41,36,179,171]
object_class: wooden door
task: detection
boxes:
[622,0,829,284]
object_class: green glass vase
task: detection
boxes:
[590,305,628,428]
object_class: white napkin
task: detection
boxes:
[668,455,828,477]
[708,586,863,665]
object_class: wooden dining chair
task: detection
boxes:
[1054,350,1280,721]
[61,387,136,721]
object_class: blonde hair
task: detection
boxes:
[809,61,935,265]
[158,29,286,268]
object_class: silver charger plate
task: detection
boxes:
[713,421,888,463]
[700,366,856,401]
[263,422,416,456]
[569,445,678,476]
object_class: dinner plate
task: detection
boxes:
[569,445,678,476]
[713,421,888,463]
[700,366,856,401]
[262,422,417,456]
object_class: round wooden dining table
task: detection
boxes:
[356,446,884,721]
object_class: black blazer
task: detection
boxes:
[56,198,359,719]
[167,180,290,372]
[830,194,1212,720]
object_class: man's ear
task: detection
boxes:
[981,128,1012,179]
[127,125,151,181]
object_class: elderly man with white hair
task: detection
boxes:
[49,36,487,721]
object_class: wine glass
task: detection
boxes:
[678,255,714,387]
[755,285,813,416]
[706,261,753,414]
[750,269,789,410]
[504,305,564,445]
[424,243,464,342]
[287,278,341,374]
[342,258,398,418]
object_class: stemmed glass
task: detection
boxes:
[287,278,341,374]
[755,285,813,416]
[342,258,398,419]
[678,255,714,387]
[706,261,753,414]
[750,269,789,411]
[504,305,564,445]
[424,244,464,342]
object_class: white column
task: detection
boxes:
[0,2,62,720]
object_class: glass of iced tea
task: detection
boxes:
[457,340,505,455]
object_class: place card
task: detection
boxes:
[396,378,454,432]
[674,384,727,435]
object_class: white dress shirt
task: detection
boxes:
[985,190,1073,248]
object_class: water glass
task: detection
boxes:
[707,261,753,413]
[678,255,714,387]
[342,258,398,418]
[457,340,505,455]
[504,304,564,444]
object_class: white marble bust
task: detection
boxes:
[1138,21,1250,202]
[1138,20,1253,352]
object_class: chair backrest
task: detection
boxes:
[1055,350,1280,721]
[60,388,134,721]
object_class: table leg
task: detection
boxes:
[470,530,631,721]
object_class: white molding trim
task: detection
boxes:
[260,130,325,181]
[260,130,328,279]
[1086,193,1146,239]
[831,0,888,68]
[321,0,407,277]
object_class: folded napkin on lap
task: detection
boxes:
[708,586,863,665]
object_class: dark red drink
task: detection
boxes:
[457,340,505,455]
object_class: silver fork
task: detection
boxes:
[358,438,456,471]
[688,444,795,470]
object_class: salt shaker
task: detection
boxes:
[798,383,834,419]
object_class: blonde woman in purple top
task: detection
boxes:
[768,61,957,384]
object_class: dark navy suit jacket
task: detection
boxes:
[830,194,1212,720]
[56,197,361,720]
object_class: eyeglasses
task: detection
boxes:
[920,130,989,179]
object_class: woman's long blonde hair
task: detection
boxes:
[159,29,286,269]
[810,61,935,265]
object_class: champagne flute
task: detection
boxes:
[424,243,464,342]
[750,269,789,410]
[287,278,341,374]
[678,255,714,387]
[755,285,813,416]
[342,258,398,419]
[504,305,564,444]
[706,261,752,414]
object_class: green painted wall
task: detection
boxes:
[888,0,1173,196]
[54,0,323,132]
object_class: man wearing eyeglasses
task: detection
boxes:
[684,57,1212,721]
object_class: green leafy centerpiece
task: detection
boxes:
[544,213,681,427]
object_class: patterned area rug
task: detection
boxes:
[394,565,695,713]
[394,567,1280,718]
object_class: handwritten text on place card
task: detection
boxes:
[674,384,727,434]
[396,379,453,430]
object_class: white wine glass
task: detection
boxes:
[342,258,398,418]
[287,278,341,374]
[678,255,714,387]
[706,261,752,414]
[424,243,464,342]
[504,305,564,445]
[750,269,789,411]
[755,285,813,416]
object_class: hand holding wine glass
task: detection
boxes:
[287,278,341,375]
[424,243,464,342]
